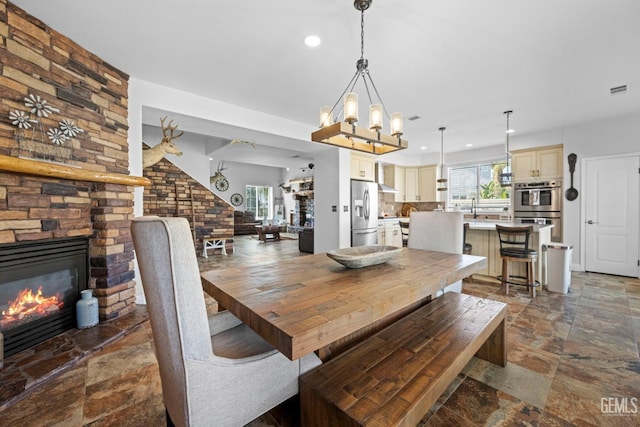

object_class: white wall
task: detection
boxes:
[504,112,640,269]
[314,148,351,252]
[561,113,640,270]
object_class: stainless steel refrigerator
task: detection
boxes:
[351,180,378,246]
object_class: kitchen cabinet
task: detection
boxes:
[404,167,419,201]
[383,164,436,202]
[377,221,385,245]
[465,229,490,276]
[384,220,402,247]
[405,165,436,202]
[350,153,375,181]
[511,145,563,181]
[377,219,402,247]
[383,164,405,202]
[418,165,436,202]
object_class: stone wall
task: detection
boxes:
[0,0,135,320]
[144,156,234,254]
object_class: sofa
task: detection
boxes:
[234,211,261,235]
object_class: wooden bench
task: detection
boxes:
[202,237,233,257]
[300,292,507,427]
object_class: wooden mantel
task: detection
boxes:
[0,155,150,187]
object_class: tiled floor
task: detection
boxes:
[1,235,639,426]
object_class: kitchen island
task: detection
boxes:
[465,221,553,285]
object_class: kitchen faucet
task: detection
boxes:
[471,197,477,219]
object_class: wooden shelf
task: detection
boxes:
[0,155,150,187]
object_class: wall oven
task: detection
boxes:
[513,180,562,212]
[513,181,562,242]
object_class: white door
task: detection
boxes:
[584,155,639,277]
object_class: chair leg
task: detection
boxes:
[530,260,536,298]
[166,408,176,427]
[501,258,509,295]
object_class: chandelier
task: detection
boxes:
[436,127,448,192]
[310,0,407,155]
[499,110,513,187]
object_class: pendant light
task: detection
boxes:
[437,127,448,192]
[310,0,407,155]
[499,110,513,187]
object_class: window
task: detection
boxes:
[245,185,272,220]
[448,161,510,212]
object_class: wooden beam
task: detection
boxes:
[0,155,150,187]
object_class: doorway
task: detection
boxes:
[583,154,639,277]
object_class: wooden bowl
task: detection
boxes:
[326,246,402,268]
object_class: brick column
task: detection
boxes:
[90,183,136,320]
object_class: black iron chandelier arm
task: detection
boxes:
[364,69,392,121]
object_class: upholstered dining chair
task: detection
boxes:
[131,216,321,427]
[408,211,464,295]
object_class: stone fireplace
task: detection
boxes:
[0,0,144,358]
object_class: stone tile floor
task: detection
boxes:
[0,236,638,426]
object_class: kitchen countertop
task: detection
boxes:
[466,221,553,232]
[384,217,552,232]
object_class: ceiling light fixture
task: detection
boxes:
[310,0,407,155]
[499,110,513,187]
[437,127,448,192]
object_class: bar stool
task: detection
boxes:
[399,221,409,247]
[495,225,539,298]
[463,223,473,283]
[463,223,472,254]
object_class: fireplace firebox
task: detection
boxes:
[0,237,89,357]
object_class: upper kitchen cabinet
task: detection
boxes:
[384,164,405,202]
[406,165,437,202]
[418,165,436,202]
[350,153,376,181]
[511,145,563,181]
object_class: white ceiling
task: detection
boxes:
[11,0,640,168]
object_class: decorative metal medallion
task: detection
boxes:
[215,177,229,192]
[230,193,243,206]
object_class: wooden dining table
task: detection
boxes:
[200,248,487,361]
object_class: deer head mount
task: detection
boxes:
[278,183,292,193]
[210,161,228,183]
[142,116,184,168]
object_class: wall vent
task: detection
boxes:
[610,85,628,95]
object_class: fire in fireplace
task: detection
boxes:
[0,237,88,357]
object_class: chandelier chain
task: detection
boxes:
[360,8,365,60]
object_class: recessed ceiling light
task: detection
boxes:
[506,129,514,134]
[420,146,427,150]
[304,35,321,47]
[209,157,213,161]
[466,144,473,147]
